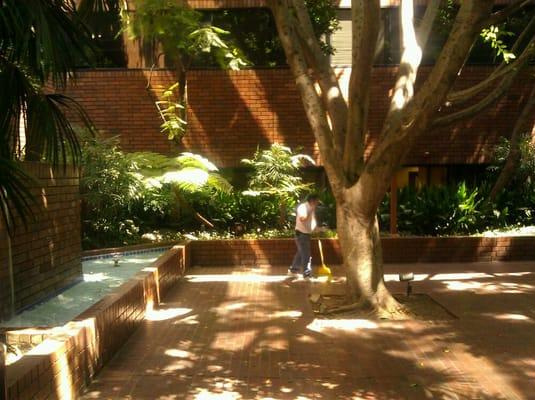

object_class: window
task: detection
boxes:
[329,8,401,66]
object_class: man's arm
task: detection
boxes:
[297,204,308,222]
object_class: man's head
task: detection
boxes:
[305,193,320,208]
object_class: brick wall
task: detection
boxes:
[63,66,533,167]
[0,163,82,322]
[5,245,189,400]
[189,236,535,266]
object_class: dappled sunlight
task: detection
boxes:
[384,273,429,282]
[307,318,378,332]
[210,329,257,351]
[494,271,534,277]
[165,348,199,359]
[172,314,200,325]
[80,260,535,400]
[272,310,302,319]
[186,274,289,283]
[145,307,192,321]
[430,272,494,281]
[443,280,534,293]
[489,313,533,322]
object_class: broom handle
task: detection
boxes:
[318,239,325,265]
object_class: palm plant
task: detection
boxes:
[127,151,232,228]
[0,0,95,233]
[242,143,314,227]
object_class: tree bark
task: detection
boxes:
[270,0,527,317]
[489,86,535,200]
[337,200,401,316]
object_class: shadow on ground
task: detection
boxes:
[81,261,535,400]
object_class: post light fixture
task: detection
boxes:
[399,272,414,297]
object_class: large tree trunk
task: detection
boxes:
[271,0,529,317]
[336,194,402,317]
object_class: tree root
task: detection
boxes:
[317,296,410,320]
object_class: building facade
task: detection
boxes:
[66,0,534,187]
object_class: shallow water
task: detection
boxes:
[1,251,164,328]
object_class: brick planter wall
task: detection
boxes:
[0,163,81,322]
[4,245,189,400]
[189,236,535,266]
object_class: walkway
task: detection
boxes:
[82,261,535,399]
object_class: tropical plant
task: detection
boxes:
[202,1,338,67]
[242,144,314,228]
[79,133,143,248]
[127,151,232,230]
[122,0,247,142]
[0,0,95,233]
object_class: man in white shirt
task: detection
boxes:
[289,193,320,278]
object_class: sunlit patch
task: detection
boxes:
[210,329,257,351]
[207,364,225,372]
[165,348,197,359]
[494,272,533,277]
[384,273,429,282]
[445,281,484,291]
[186,274,288,283]
[193,389,242,399]
[320,382,339,389]
[327,86,341,100]
[273,310,302,318]
[430,273,493,281]
[281,386,293,393]
[493,313,531,321]
[83,273,107,282]
[145,307,191,321]
[224,302,248,310]
[444,280,534,293]
[162,359,194,371]
[295,334,317,343]
[173,315,199,325]
[307,319,378,332]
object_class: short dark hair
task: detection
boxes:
[306,193,320,202]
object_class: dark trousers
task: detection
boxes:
[291,231,311,275]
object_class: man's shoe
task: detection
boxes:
[288,268,299,276]
[303,272,312,280]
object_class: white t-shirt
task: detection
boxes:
[295,202,316,234]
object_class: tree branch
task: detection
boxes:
[381,0,423,137]
[486,0,533,27]
[416,0,442,50]
[290,0,347,155]
[434,35,535,127]
[271,0,345,190]
[489,85,535,201]
[359,1,494,216]
[447,14,535,104]
[343,0,381,185]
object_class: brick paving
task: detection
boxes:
[81,261,535,399]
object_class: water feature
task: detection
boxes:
[0,248,167,328]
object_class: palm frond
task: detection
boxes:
[26,93,92,166]
[0,158,37,235]
[0,0,95,88]
[177,152,219,172]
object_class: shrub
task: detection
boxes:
[241,143,314,228]
[80,134,143,248]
